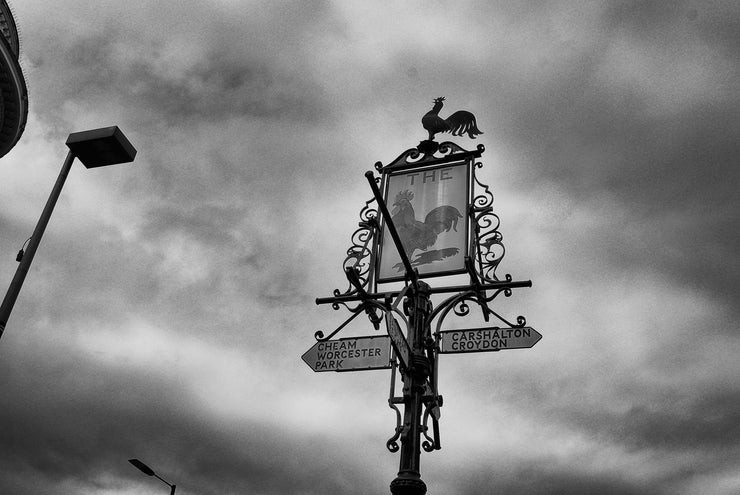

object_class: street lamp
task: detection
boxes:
[0,126,136,340]
[128,458,177,495]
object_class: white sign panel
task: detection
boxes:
[438,327,542,354]
[302,335,392,372]
[377,162,469,282]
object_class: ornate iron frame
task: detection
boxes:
[314,141,530,456]
[318,141,508,298]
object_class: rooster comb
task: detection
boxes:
[434,96,446,103]
[395,190,414,201]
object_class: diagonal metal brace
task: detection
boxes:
[364,170,419,287]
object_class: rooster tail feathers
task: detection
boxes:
[444,110,483,139]
[424,206,463,234]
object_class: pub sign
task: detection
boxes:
[377,162,470,282]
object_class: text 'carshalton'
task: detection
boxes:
[438,327,541,354]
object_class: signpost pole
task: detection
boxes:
[310,120,536,495]
[390,281,431,495]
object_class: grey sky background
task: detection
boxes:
[0,1,738,494]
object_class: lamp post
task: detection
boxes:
[128,459,176,495]
[0,126,136,340]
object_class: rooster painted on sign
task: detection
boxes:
[390,190,463,272]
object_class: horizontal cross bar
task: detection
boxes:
[315,279,531,306]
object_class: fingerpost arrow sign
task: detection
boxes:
[438,326,542,354]
[302,335,392,372]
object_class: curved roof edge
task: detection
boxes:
[0,0,27,159]
[0,0,19,57]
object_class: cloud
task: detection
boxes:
[2,1,740,494]
[23,1,337,124]
[0,319,391,495]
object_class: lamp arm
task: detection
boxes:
[153,473,175,492]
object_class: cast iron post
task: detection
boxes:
[391,280,432,495]
[310,132,535,495]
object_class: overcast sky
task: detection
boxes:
[1,1,739,494]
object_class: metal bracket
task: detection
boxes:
[387,359,403,453]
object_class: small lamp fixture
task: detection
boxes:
[128,459,176,495]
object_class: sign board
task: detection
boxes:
[438,326,541,354]
[386,315,411,370]
[377,162,470,282]
[302,335,392,372]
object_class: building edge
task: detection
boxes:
[0,0,27,159]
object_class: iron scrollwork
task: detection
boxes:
[377,141,479,172]
[430,287,528,340]
[470,160,506,283]
[334,196,379,305]
[313,135,532,474]
[386,359,403,453]
[421,408,435,452]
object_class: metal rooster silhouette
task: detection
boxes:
[422,97,483,141]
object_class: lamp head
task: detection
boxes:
[66,126,136,168]
[128,458,155,476]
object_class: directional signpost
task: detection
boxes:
[302,335,391,372]
[438,326,542,354]
[308,98,539,495]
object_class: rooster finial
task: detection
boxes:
[421,97,483,144]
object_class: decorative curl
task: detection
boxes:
[470,163,506,282]
[386,399,403,453]
[421,408,437,452]
[331,197,378,298]
[407,149,422,162]
[379,141,473,171]
[429,291,477,333]
[315,304,381,342]
[472,169,494,209]
[329,300,354,312]
[453,300,470,317]
[429,289,527,335]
